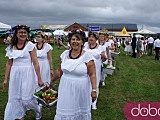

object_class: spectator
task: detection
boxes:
[147,35,154,56]
[154,36,160,60]
[131,33,137,58]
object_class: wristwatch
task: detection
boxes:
[92,89,97,92]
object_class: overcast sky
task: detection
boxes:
[1,0,160,32]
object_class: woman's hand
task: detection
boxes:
[38,80,44,87]
[50,70,54,77]
[108,59,111,64]
[51,72,55,82]
[3,79,7,89]
[59,40,63,45]
[101,52,106,62]
[91,91,97,102]
[101,56,107,62]
[49,81,54,89]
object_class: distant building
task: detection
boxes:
[64,22,138,36]
[41,25,67,30]
[64,23,88,31]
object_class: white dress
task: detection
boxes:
[83,44,103,108]
[102,42,110,64]
[124,41,132,52]
[4,41,38,120]
[54,50,94,120]
[36,43,53,84]
[83,44,103,87]
[141,40,144,51]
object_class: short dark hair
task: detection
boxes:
[88,31,98,39]
[68,29,86,45]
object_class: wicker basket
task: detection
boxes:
[111,52,120,58]
[102,67,116,75]
[33,83,57,108]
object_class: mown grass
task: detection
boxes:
[0,44,160,120]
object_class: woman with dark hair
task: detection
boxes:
[84,31,106,110]
[51,29,97,120]
[3,25,44,120]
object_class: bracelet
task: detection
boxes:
[92,89,97,92]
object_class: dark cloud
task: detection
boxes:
[0,0,160,32]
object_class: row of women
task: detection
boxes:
[2,25,114,120]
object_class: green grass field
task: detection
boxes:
[0,44,160,120]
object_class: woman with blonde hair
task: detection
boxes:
[98,32,110,86]
[35,31,54,84]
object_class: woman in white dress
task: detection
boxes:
[51,29,97,120]
[98,32,110,86]
[34,31,54,116]
[124,39,132,56]
[35,31,54,84]
[3,25,44,120]
[84,32,106,110]
[107,37,115,67]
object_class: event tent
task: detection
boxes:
[135,34,144,38]
[134,29,155,34]
[53,30,68,36]
[0,22,11,31]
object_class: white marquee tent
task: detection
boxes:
[53,30,68,36]
[134,29,155,34]
[135,34,144,38]
[0,22,11,31]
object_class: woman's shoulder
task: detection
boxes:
[60,50,69,58]
[45,43,53,50]
[26,41,36,51]
[81,50,94,63]
[28,41,35,45]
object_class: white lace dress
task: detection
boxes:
[36,43,53,84]
[4,41,38,120]
[54,50,94,120]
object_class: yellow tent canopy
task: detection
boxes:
[119,27,130,37]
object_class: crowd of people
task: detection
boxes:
[2,24,160,120]
[123,34,160,59]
